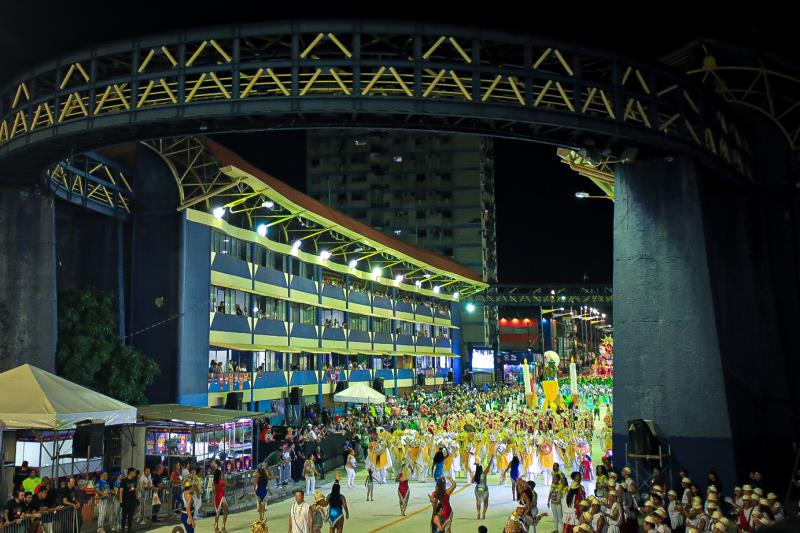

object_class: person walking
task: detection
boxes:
[118,469,137,533]
[304,457,318,497]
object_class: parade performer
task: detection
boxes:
[396,462,411,515]
[429,477,457,533]
[325,481,349,533]
[541,351,566,412]
[345,449,357,489]
[473,457,492,520]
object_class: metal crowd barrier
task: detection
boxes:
[0,465,304,533]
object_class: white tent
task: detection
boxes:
[333,381,386,404]
[0,364,137,430]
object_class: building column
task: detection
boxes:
[0,187,56,372]
[612,156,736,488]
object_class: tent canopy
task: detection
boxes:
[0,364,137,430]
[138,404,273,426]
[333,382,386,404]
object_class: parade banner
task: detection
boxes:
[570,359,578,396]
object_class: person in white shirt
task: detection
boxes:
[137,467,153,525]
[654,508,671,533]
[767,493,784,521]
[667,490,685,532]
[288,489,311,533]
[345,451,357,489]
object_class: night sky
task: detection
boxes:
[1,2,792,284]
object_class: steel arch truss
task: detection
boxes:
[145,136,487,300]
[465,284,612,307]
[663,40,800,160]
[0,22,752,181]
[45,151,133,217]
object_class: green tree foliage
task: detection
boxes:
[57,288,159,404]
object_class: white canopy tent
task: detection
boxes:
[0,365,138,493]
[0,364,136,430]
[333,381,386,404]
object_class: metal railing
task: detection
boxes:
[0,464,304,533]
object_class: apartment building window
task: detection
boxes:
[290,302,316,324]
[271,252,284,271]
[211,286,250,316]
[443,247,454,256]
[311,158,320,167]
[397,321,415,335]
[416,210,426,219]
[443,229,453,237]
[374,317,392,333]
[350,154,367,164]
[352,192,365,201]
[349,313,369,332]
[253,295,286,321]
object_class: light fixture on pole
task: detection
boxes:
[575,191,613,201]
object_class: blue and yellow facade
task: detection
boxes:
[177,209,477,409]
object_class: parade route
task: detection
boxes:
[147,469,592,533]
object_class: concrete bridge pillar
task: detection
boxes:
[0,186,57,372]
[612,156,736,487]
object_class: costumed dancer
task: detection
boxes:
[396,462,411,516]
[473,457,492,520]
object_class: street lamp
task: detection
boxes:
[575,191,613,201]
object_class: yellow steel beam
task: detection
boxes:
[59,65,76,89]
[422,36,446,60]
[600,90,615,119]
[161,46,178,67]
[241,68,264,98]
[327,33,352,58]
[186,41,208,67]
[450,71,471,100]
[553,50,574,76]
[160,79,178,104]
[555,82,574,112]
[508,76,525,106]
[361,67,386,95]
[186,73,207,102]
[582,87,597,113]
[137,81,155,108]
[266,68,290,96]
[423,69,446,97]
[389,67,413,97]
[209,40,232,63]
[300,69,322,96]
[481,75,502,102]
[300,33,325,59]
[138,49,155,73]
[12,83,30,108]
[533,80,553,107]
[448,37,472,64]
[177,177,244,211]
[329,68,351,95]
[209,72,231,99]
[532,48,552,70]
[635,70,651,94]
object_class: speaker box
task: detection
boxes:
[417,374,425,386]
[447,370,454,382]
[627,419,659,455]
[73,422,104,457]
[225,392,243,410]
[372,377,384,394]
[290,387,301,404]
[271,425,288,441]
[335,380,348,393]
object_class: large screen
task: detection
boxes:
[471,348,495,371]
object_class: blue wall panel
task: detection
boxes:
[211,253,251,279]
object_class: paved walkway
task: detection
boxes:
[150,406,608,533]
